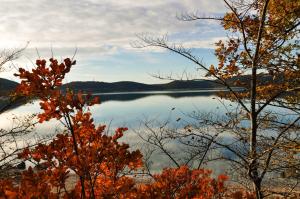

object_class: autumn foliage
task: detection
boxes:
[207,0,300,101]
[138,167,228,198]
[0,58,229,198]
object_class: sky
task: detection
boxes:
[0,0,228,84]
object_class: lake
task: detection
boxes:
[0,90,247,174]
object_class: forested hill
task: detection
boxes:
[0,73,277,95]
[0,78,222,96]
[0,78,19,95]
[62,73,277,93]
[62,79,222,93]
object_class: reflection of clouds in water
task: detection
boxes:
[0,100,65,138]
[90,94,226,127]
[1,94,226,130]
[1,94,234,172]
[130,135,231,175]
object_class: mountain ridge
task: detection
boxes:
[62,79,223,93]
[0,73,275,95]
[0,78,19,95]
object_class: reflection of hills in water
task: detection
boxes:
[0,78,244,108]
[0,90,220,111]
[0,97,27,113]
[94,90,218,103]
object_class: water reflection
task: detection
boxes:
[97,90,216,103]
[0,91,233,173]
[0,90,296,177]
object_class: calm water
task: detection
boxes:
[0,91,245,173]
[0,90,235,173]
[0,90,296,176]
[0,90,230,134]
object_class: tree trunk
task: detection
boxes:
[254,179,263,199]
[250,57,261,198]
[249,1,270,197]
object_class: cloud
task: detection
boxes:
[0,0,228,83]
[0,0,227,51]
[181,36,228,49]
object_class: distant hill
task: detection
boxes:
[162,80,221,90]
[62,81,160,93]
[0,73,277,96]
[0,78,224,97]
[0,78,18,95]
[223,73,280,86]
[62,79,223,93]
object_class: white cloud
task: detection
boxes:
[182,36,228,49]
[0,0,228,83]
[0,0,227,51]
